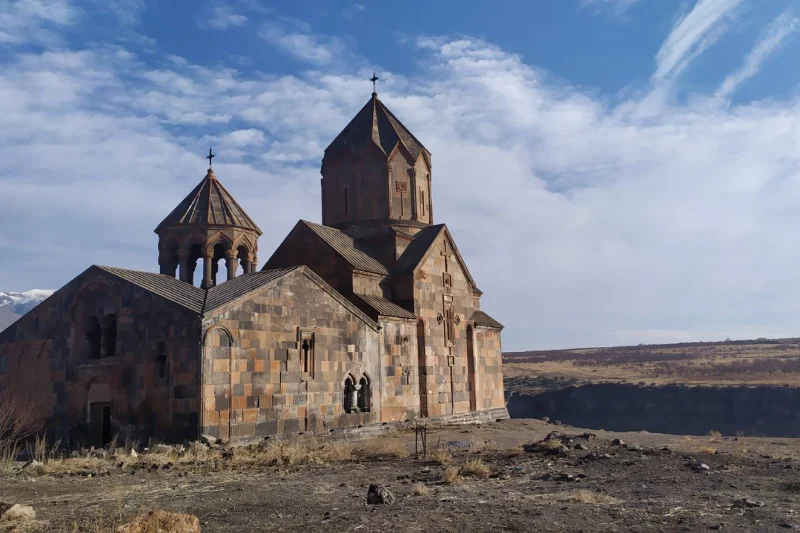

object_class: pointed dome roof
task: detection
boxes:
[324,93,430,163]
[155,168,262,234]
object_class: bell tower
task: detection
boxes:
[155,150,262,289]
[320,85,433,237]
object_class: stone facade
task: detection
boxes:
[0,267,202,446]
[0,90,507,446]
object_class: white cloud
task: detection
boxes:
[715,11,799,101]
[200,2,248,30]
[5,12,800,350]
[0,0,76,45]
[259,20,348,65]
[100,0,146,25]
[653,0,745,83]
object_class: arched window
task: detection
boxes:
[73,288,117,361]
[357,376,371,413]
[344,376,355,413]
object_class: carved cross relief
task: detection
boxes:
[396,181,408,218]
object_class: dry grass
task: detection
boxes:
[40,457,109,475]
[459,459,490,478]
[699,446,717,455]
[536,439,565,452]
[353,437,410,460]
[709,430,722,443]
[410,483,430,496]
[428,446,453,465]
[442,465,461,485]
[470,439,496,453]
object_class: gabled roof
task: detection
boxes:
[204,266,378,330]
[353,293,416,321]
[204,267,296,311]
[98,266,206,313]
[300,220,389,275]
[155,168,262,234]
[392,224,480,292]
[393,224,446,274]
[470,310,504,330]
[324,93,430,163]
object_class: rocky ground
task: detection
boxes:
[2,419,800,532]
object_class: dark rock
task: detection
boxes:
[574,443,588,451]
[732,497,764,508]
[612,439,625,446]
[367,484,395,505]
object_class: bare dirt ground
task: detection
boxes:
[3,419,800,532]
[504,340,800,393]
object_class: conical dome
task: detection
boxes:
[156,168,261,233]
[324,93,430,163]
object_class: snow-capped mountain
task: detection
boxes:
[0,289,55,331]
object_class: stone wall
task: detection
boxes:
[409,233,484,417]
[200,270,383,441]
[378,319,420,422]
[0,267,202,445]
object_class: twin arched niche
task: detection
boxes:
[157,230,258,288]
[343,373,371,413]
[71,285,119,362]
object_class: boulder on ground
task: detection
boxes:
[0,503,36,523]
[117,510,200,533]
[366,484,395,505]
[200,434,218,446]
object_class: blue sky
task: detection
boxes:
[2,0,800,350]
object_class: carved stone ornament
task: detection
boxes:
[396,181,408,193]
[436,313,444,325]
[419,269,427,280]
[455,314,461,326]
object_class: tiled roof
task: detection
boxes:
[98,266,205,313]
[97,266,379,330]
[470,310,504,329]
[301,220,389,275]
[353,293,416,320]
[324,94,429,162]
[204,267,297,311]
[392,224,480,292]
[393,224,445,274]
[155,168,261,234]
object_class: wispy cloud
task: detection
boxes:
[715,11,799,101]
[5,4,800,349]
[653,0,745,83]
[581,0,642,16]
[259,20,348,65]
[100,0,146,25]
[199,2,248,30]
[0,0,77,45]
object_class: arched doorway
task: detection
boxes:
[466,325,477,411]
[416,320,428,418]
[86,380,112,448]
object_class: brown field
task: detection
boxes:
[503,338,800,393]
[3,420,800,532]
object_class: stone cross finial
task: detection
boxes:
[206,147,215,169]
[370,72,379,95]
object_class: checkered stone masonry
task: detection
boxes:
[201,270,382,440]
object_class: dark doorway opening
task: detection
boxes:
[89,402,112,448]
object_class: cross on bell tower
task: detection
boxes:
[370,72,379,95]
[206,147,215,169]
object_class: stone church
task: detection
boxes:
[0,89,508,446]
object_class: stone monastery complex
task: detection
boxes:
[0,88,508,446]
